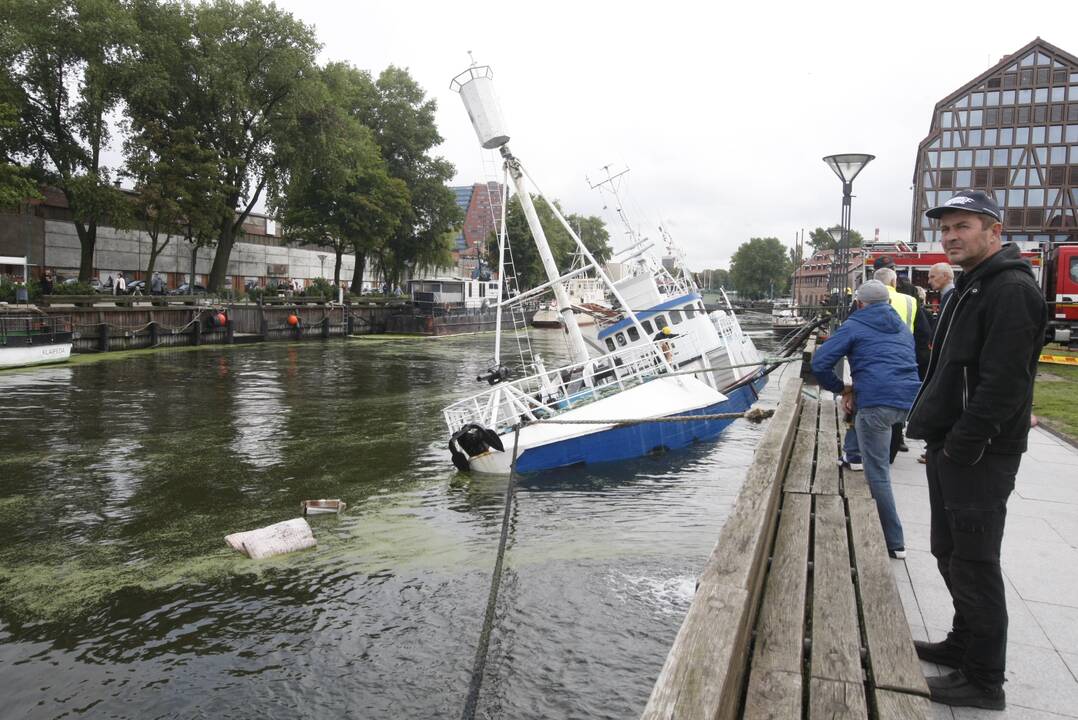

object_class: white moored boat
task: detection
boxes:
[0,313,74,369]
[443,63,798,474]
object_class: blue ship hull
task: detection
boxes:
[513,373,769,473]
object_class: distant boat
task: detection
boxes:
[771,300,804,335]
[530,276,608,328]
[0,313,74,369]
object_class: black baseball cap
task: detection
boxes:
[872,255,895,270]
[925,189,1002,222]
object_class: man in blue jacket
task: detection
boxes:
[811,279,922,558]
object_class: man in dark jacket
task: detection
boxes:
[811,279,921,558]
[906,190,1047,711]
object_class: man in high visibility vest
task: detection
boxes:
[874,266,917,330]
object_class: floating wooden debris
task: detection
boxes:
[225,518,317,559]
[301,498,346,515]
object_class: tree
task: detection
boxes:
[126,0,320,291]
[808,225,865,253]
[354,66,461,288]
[486,194,610,290]
[729,237,792,299]
[0,101,41,208]
[269,64,408,288]
[696,268,730,290]
[2,0,134,280]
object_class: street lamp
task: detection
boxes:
[823,153,874,321]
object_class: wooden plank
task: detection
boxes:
[749,493,811,676]
[743,669,801,720]
[811,495,862,685]
[809,678,868,720]
[783,396,819,494]
[813,395,841,495]
[640,584,751,720]
[643,379,804,720]
[874,689,932,719]
[847,497,930,697]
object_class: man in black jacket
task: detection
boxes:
[906,190,1047,711]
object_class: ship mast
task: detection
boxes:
[451,63,590,366]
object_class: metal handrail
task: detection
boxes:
[443,335,700,434]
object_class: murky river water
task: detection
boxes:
[0,330,786,719]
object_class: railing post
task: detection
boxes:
[98,322,109,352]
[322,315,329,339]
[191,311,202,346]
[346,313,354,335]
[149,320,158,347]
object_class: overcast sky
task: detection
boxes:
[274,0,1077,270]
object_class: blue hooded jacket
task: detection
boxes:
[810,302,921,410]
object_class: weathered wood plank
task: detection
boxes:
[843,464,873,499]
[642,379,804,720]
[811,495,862,685]
[809,678,868,720]
[748,493,811,676]
[874,689,932,719]
[847,497,930,697]
[813,394,841,495]
[640,584,751,720]
[783,396,818,494]
[743,669,801,720]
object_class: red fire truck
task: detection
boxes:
[861,242,1078,348]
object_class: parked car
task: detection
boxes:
[125,280,147,295]
[170,283,207,295]
[60,277,105,292]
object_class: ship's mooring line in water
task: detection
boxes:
[461,425,522,720]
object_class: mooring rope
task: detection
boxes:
[461,425,522,720]
[530,408,775,427]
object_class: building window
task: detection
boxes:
[975,168,989,187]
[939,169,955,189]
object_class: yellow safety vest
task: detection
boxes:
[886,286,917,331]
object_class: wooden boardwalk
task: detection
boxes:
[642,370,930,719]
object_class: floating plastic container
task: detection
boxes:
[225,518,317,559]
[450,65,510,149]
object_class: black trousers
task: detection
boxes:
[926,446,1019,689]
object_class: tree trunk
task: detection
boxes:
[351,252,365,293]
[333,248,343,287]
[208,217,234,292]
[75,220,97,282]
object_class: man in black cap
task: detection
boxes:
[906,189,1047,711]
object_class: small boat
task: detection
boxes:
[0,312,74,369]
[443,64,801,474]
[301,499,347,515]
[771,300,804,335]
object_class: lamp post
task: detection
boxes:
[823,153,874,322]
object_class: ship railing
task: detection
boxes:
[443,339,694,435]
[0,314,72,342]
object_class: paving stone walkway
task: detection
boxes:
[887,427,1078,719]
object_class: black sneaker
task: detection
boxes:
[914,639,964,667]
[927,670,1005,711]
[898,443,909,452]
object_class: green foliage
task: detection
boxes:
[1,0,134,280]
[696,268,731,290]
[0,102,41,208]
[270,63,409,287]
[306,277,337,300]
[0,276,38,302]
[729,237,793,299]
[808,225,865,253]
[486,194,611,290]
[50,280,95,295]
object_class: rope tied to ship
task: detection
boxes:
[530,408,775,427]
[461,426,521,720]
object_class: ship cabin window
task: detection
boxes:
[683,306,695,319]
[641,319,654,334]
[479,283,485,297]
[627,326,640,341]
[467,284,472,297]
[616,333,627,347]
[605,338,616,351]
[654,314,668,330]
[670,310,683,325]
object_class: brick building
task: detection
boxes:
[451,182,503,275]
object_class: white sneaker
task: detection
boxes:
[838,456,864,472]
